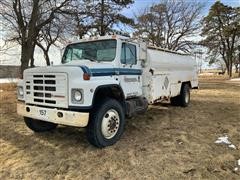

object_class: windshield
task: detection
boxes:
[62,39,117,63]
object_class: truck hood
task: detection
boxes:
[24,60,114,75]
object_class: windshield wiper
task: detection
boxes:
[86,58,97,62]
[82,56,98,62]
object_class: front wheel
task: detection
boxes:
[24,117,57,132]
[86,98,125,148]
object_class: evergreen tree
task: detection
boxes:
[201,2,240,77]
[76,0,134,37]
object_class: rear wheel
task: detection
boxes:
[170,83,190,107]
[24,117,57,132]
[86,98,125,148]
[179,84,190,107]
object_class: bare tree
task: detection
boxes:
[134,0,204,53]
[36,17,67,66]
[0,0,72,75]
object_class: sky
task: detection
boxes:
[0,0,239,67]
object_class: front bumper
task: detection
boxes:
[17,102,89,127]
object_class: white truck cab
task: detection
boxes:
[17,35,198,147]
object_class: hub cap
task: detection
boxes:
[101,109,120,139]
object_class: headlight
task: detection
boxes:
[74,90,82,101]
[71,89,83,103]
[17,86,24,99]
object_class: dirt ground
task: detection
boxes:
[0,77,239,179]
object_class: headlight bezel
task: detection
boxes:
[71,89,84,104]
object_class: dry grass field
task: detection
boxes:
[0,76,239,179]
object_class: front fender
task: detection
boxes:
[68,75,120,108]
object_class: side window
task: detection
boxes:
[121,43,137,65]
[63,48,73,63]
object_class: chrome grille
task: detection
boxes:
[25,73,68,108]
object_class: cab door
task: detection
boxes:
[119,42,142,98]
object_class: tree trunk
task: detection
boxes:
[226,65,230,76]
[20,43,32,76]
[229,62,232,78]
[20,40,36,76]
[43,50,50,66]
[30,44,36,67]
[225,55,233,78]
[20,59,29,78]
[235,64,239,73]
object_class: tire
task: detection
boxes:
[179,84,190,107]
[24,117,57,132]
[86,98,125,148]
[170,83,190,107]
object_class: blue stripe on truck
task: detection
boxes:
[79,66,142,76]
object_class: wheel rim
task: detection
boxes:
[101,109,120,139]
[185,91,190,103]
